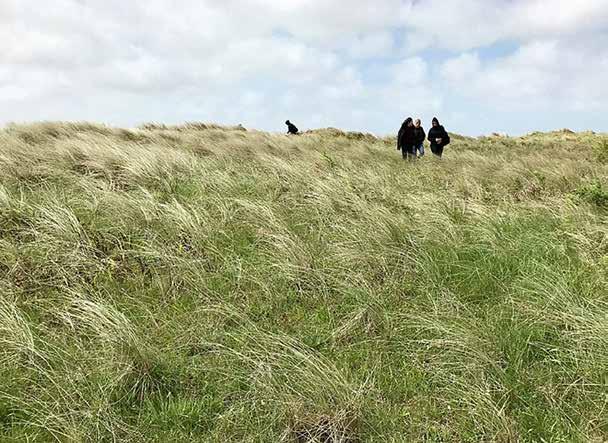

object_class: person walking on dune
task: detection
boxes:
[428,117,450,158]
[413,118,426,158]
[397,117,416,161]
[285,120,299,135]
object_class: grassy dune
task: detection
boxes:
[0,122,607,442]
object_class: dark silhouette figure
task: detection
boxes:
[397,117,416,160]
[428,117,450,158]
[285,120,299,135]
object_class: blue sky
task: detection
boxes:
[1,0,608,136]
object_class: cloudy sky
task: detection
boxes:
[2,0,608,136]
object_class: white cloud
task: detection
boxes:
[441,53,481,84]
[347,32,395,59]
[0,0,607,135]
[402,0,608,51]
[390,57,429,85]
[441,37,608,111]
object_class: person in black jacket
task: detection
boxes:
[413,118,426,158]
[427,117,450,158]
[397,117,416,160]
[285,120,299,135]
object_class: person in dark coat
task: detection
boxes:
[413,118,426,157]
[397,117,416,160]
[427,117,450,158]
[285,120,299,135]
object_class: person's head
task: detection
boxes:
[405,117,414,127]
[432,117,439,127]
[285,120,290,125]
[415,119,421,127]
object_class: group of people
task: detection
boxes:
[285,117,451,160]
[397,117,450,160]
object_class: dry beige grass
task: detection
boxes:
[0,121,607,441]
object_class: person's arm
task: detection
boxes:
[397,128,403,150]
[443,130,450,146]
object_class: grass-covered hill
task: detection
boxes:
[0,122,607,442]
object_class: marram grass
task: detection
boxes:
[0,122,607,442]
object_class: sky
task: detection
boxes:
[2,0,608,136]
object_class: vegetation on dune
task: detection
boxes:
[0,121,607,442]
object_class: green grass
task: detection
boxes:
[0,122,607,441]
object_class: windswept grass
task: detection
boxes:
[0,122,607,441]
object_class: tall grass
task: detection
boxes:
[0,122,607,441]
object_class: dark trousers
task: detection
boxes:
[430,144,444,157]
[401,144,416,160]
